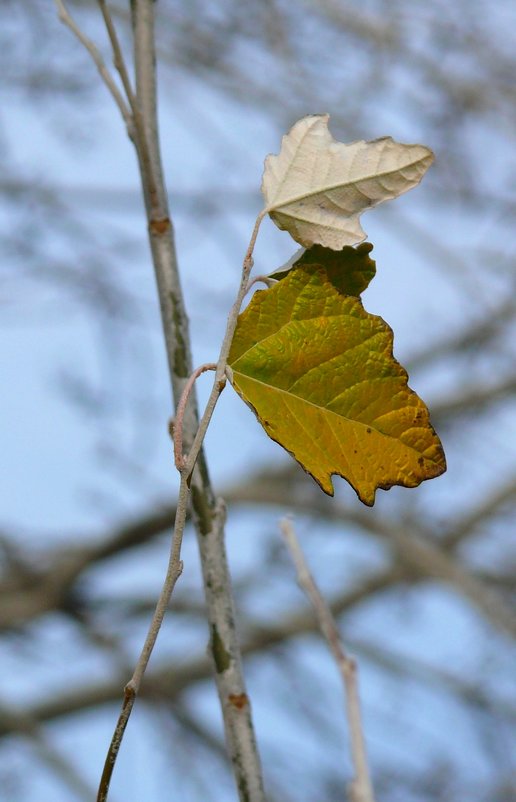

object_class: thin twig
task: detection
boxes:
[182,211,265,480]
[172,363,217,469]
[246,274,278,291]
[97,0,137,109]
[96,0,161,217]
[97,474,189,802]
[54,0,133,134]
[280,518,376,802]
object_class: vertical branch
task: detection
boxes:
[127,3,267,800]
[57,3,266,797]
[280,518,375,802]
[129,1,193,406]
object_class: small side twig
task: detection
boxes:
[54,0,133,133]
[246,274,278,292]
[97,0,137,110]
[172,363,217,469]
[97,0,163,217]
[280,518,376,802]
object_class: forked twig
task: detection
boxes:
[54,0,133,133]
[96,0,162,217]
[280,518,376,802]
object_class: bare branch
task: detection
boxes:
[355,518,516,640]
[53,0,268,795]
[54,0,133,133]
[280,518,375,802]
[444,477,516,548]
[97,475,188,802]
[102,2,268,799]
[226,465,516,638]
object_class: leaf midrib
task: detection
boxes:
[232,370,413,447]
[266,155,428,211]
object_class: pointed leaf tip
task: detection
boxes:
[262,114,433,250]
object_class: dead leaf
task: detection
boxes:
[262,114,433,249]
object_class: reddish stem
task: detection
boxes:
[173,363,217,469]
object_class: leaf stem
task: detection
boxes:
[182,211,266,480]
[246,275,278,291]
[173,363,217,470]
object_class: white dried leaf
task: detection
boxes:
[262,114,434,249]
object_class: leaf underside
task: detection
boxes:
[228,257,446,505]
[262,114,434,250]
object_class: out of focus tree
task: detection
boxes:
[1,2,515,801]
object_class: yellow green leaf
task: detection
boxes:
[228,260,446,505]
